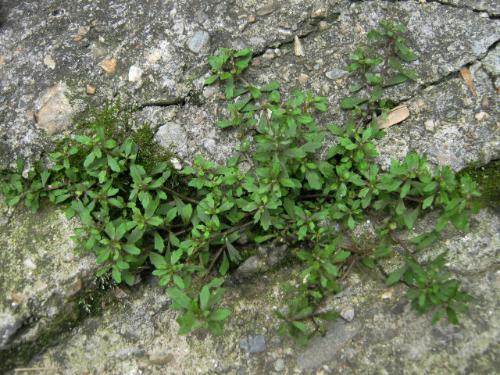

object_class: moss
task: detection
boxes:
[131,124,175,172]
[460,160,500,208]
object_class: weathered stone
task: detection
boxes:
[187,31,210,54]
[239,335,267,354]
[325,68,347,80]
[128,65,143,82]
[100,58,117,74]
[34,83,74,135]
[0,204,98,370]
[25,208,499,374]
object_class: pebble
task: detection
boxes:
[294,36,305,57]
[257,5,274,16]
[23,258,36,270]
[298,73,309,85]
[43,55,56,70]
[240,335,266,353]
[475,111,488,121]
[35,83,74,135]
[424,119,435,132]
[319,21,329,31]
[340,306,355,322]
[325,68,347,80]
[128,65,143,82]
[274,358,285,371]
[149,351,174,365]
[312,7,327,19]
[101,58,117,74]
[187,31,210,53]
[262,49,276,60]
[170,157,182,170]
[86,84,96,95]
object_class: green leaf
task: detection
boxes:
[123,244,141,255]
[210,308,231,321]
[154,232,165,252]
[205,74,218,85]
[180,204,193,223]
[150,252,167,268]
[168,287,192,309]
[200,285,210,311]
[262,80,280,92]
[107,155,121,172]
[332,250,351,263]
[422,195,434,209]
[305,171,322,190]
[340,97,367,109]
[386,267,406,286]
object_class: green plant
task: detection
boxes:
[0,21,480,345]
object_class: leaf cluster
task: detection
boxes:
[0,21,480,344]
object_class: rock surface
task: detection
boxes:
[24,208,499,374]
[0,203,98,370]
[0,0,499,373]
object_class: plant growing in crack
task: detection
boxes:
[0,20,479,344]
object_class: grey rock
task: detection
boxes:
[297,320,361,370]
[340,306,355,322]
[239,335,266,354]
[325,68,347,80]
[25,209,500,374]
[274,358,285,371]
[154,122,188,155]
[0,313,22,349]
[0,204,98,360]
[187,31,210,54]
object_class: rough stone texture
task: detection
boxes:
[0,0,499,373]
[375,63,499,171]
[25,208,500,374]
[0,203,97,358]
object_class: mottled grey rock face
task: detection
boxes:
[24,209,500,374]
[0,203,98,356]
[0,0,499,373]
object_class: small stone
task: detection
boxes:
[298,73,309,85]
[101,58,117,74]
[274,358,285,371]
[325,68,347,80]
[86,84,96,95]
[43,55,56,69]
[170,157,182,170]
[23,258,36,270]
[294,36,305,57]
[475,111,488,121]
[35,83,74,135]
[128,65,143,82]
[262,49,276,60]
[318,21,329,31]
[149,351,174,365]
[340,307,355,322]
[257,5,274,16]
[312,7,327,19]
[247,15,256,23]
[381,289,394,300]
[240,335,266,353]
[187,31,210,54]
[424,119,435,132]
